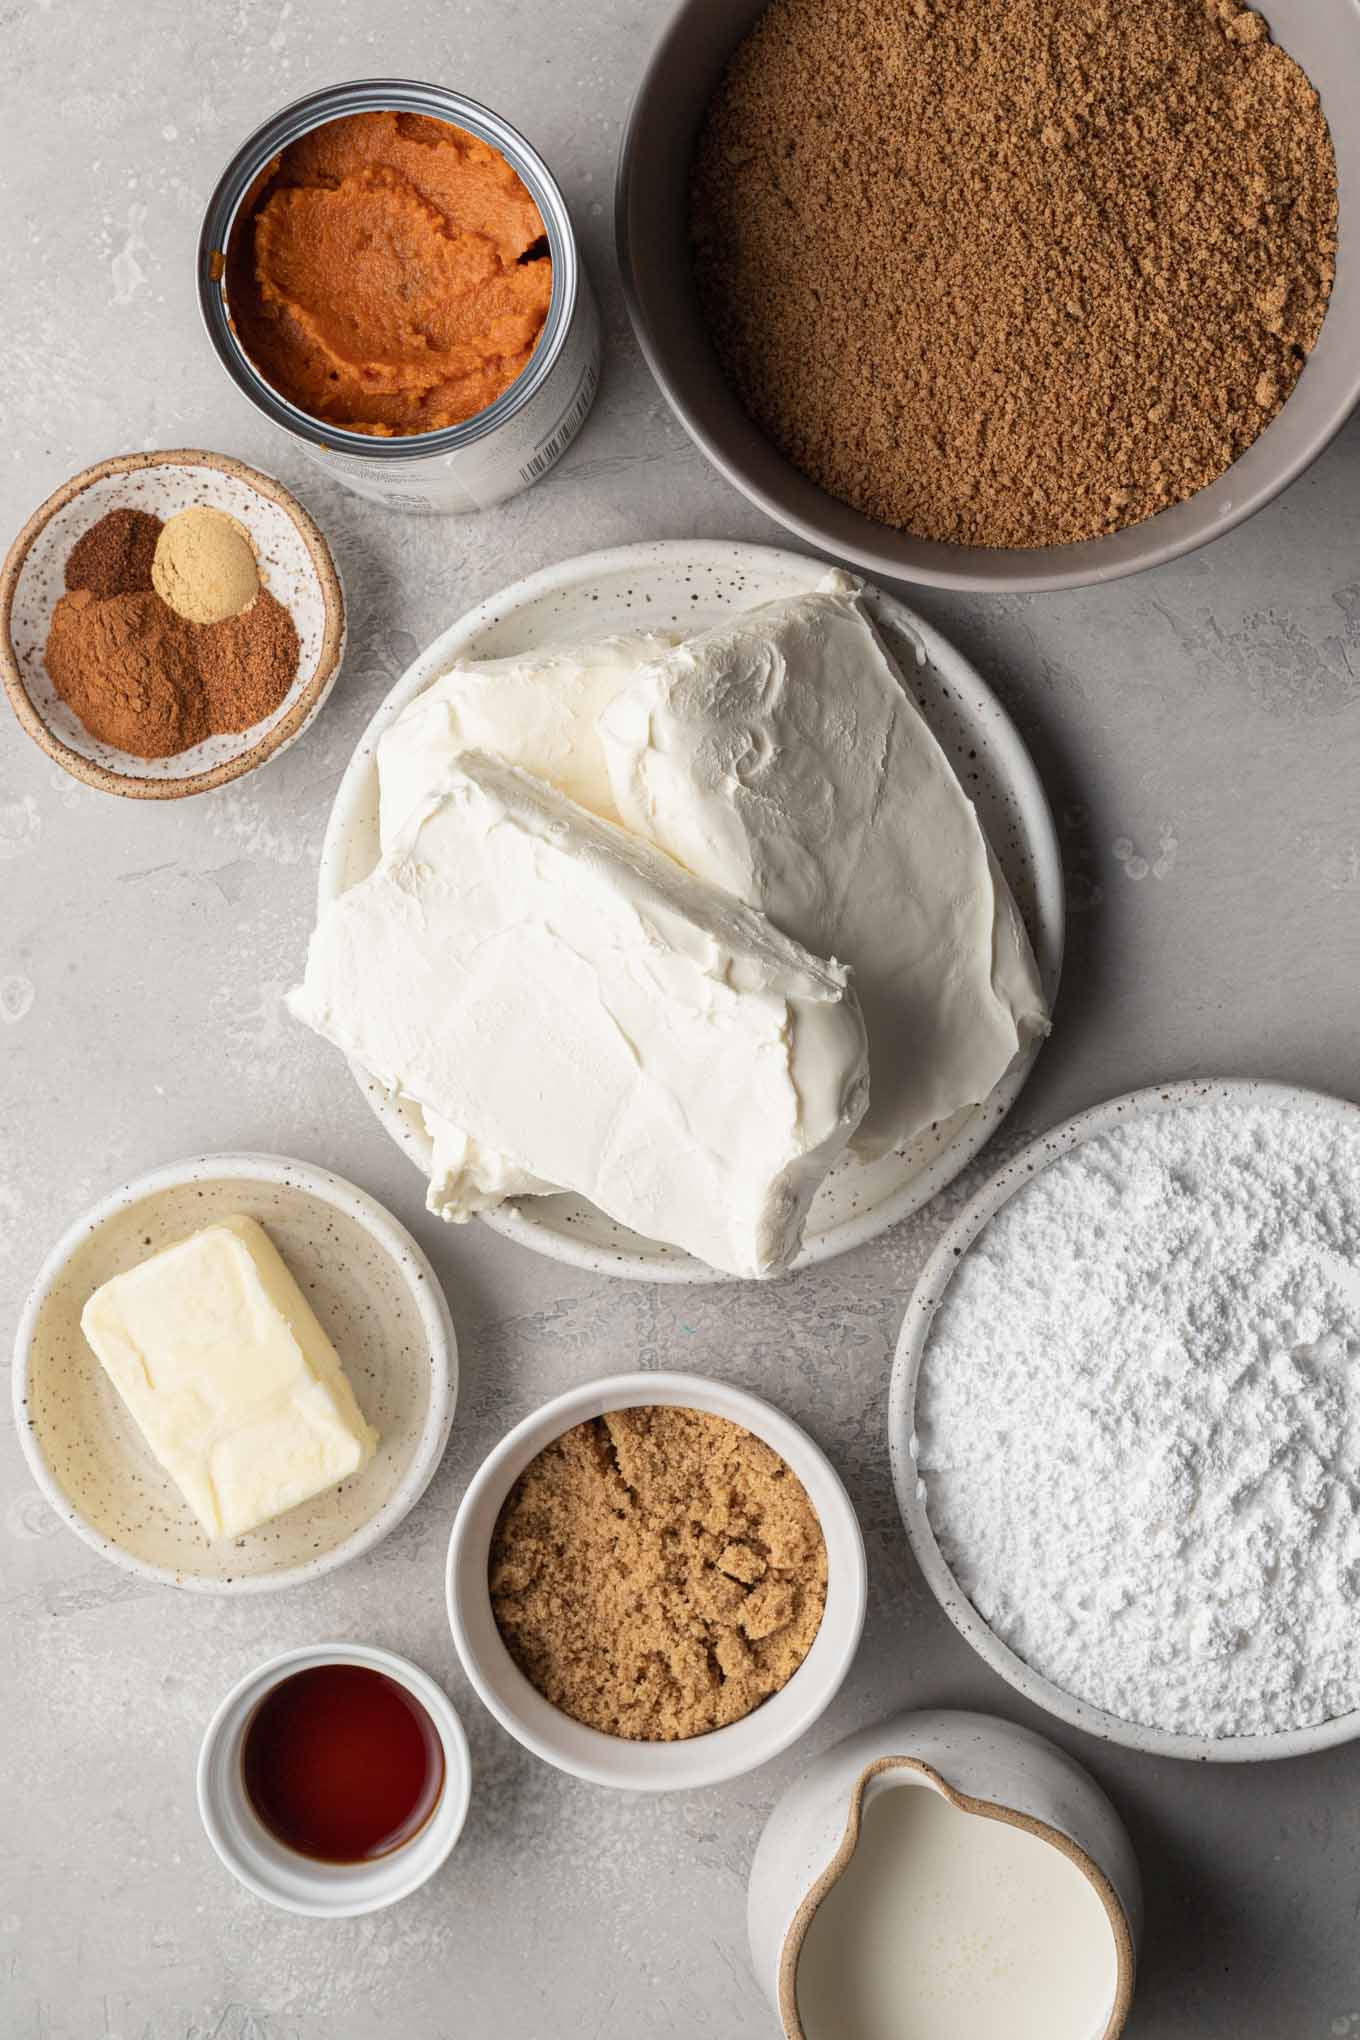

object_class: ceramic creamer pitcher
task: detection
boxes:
[747,1709,1141,2040]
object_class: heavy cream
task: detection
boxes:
[795,1780,1118,2040]
[599,576,1047,1156]
[291,753,870,1278]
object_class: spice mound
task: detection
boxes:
[227,110,553,438]
[152,506,260,624]
[690,0,1339,549]
[45,508,298,759]
[489,1405,827,1740]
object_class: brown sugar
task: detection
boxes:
[489,1406,828,1741]
[690,0,1338,548]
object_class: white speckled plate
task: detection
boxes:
[1,450,345,799]
[889,1076,1360,1762]
[318,540,1064,1282]
[13,1154,456,1592]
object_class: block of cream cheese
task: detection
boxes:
[377,632,675,849]
[597,575,1049,1157]
[377,633,675,1217]
[290,753,870,1278]
[81,1216,378,1540]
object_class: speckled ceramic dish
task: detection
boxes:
[12,1153,456,1592]
[889,1076,1360,1762]
[318,539,1064,1283]
[0,450,345,798]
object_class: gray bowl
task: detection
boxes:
[617,0,1360,593]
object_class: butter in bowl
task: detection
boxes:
[13,1153,457,1591]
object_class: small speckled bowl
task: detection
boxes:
[13,1153,457,1592]
[0,449,345,798]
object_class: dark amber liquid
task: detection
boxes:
[242,1663,445,1864]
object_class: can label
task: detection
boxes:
[310,282,600,515]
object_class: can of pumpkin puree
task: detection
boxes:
[198,79,600,514]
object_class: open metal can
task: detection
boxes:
[198,79,600,515]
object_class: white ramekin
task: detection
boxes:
[446,1370,867,1791]
[197,1643,471,1916]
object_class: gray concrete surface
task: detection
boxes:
[4,3,1360,2036]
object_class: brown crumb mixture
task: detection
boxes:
[690,0,1338,548]
[489,1406,827,1741]
[64,508,162,600]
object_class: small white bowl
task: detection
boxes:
[197,1642,471,1916]
[446,1370,867,1791]
[13,1152,457,1592]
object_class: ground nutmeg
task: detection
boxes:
[44,508,300,759]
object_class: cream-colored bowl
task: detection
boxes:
[0,449,345,797]
[447,1370,866,1790]
[13,1153,456,1592]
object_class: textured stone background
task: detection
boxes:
[4,3,1360,2036]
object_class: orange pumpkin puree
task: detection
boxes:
[227,111,552,437]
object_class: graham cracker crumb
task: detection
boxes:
[690,0,1338,548]
[488,1406,828,1741]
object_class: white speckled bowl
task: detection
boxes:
[889,1076,1360,1761]
[320,538,1064,1281]
[0,450,345,798]
[13,1153,457,1592]
[198,1641,472,1917]
[447,1369,867,1791]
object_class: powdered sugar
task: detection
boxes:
[916,1099,1360,1738]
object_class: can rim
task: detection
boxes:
[197,79,579,461]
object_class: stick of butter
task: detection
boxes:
[81,1215,379,1541]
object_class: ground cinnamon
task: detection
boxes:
[691,0,1339,548]
[46,589,208,757]
[44,509,299,759]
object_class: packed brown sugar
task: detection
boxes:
[228,110,553,437]
[690,0,1338,548]
[488,1406,827,1741]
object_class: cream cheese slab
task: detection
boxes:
[598,575,1049,1157]
[80,1216,378,1540]
[290,753,870,1279]
[376,632,676,850]
[376,632,676,1217]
